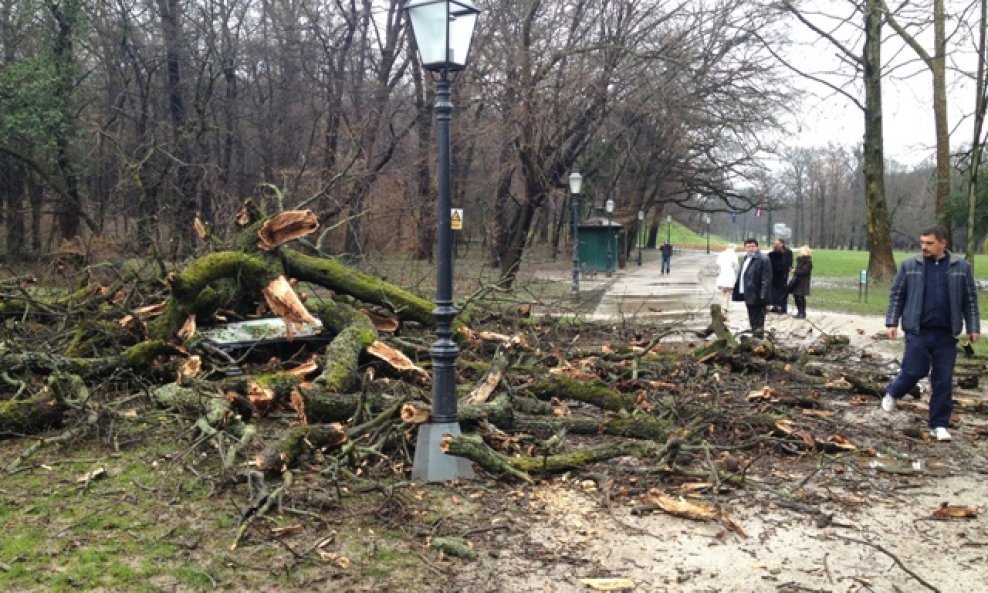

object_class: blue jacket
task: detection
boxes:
[885,251,981,336]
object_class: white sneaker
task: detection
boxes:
[881,394,896,412]
[930,427,952,442]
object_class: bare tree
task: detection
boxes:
[965,0,988,260]
[881,0,953,244]
[782,0,897,280]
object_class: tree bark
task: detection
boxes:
[862,0,897,282]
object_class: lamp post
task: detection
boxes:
[405,0,479,482]
[637,209,644,266]
[705,215,711,254]
[666,214,672,244]
[605,198,615,277]
[569,170,583,297]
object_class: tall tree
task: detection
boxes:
[882,0,953,244]
[782,0,897,280]
[965,0,988,260]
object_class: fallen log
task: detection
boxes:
[281,249,435,326]
[441,433,681,481]
[1,340,184,379]
[527,375,638,412]
[515,412,675,442]
[401,394,515,429]
[298,389,386,424]
[148,251,281,339]
[313,312,377,393]
[0,392,68,437]
[254,423,348,472]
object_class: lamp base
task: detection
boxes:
[411,422,475,482]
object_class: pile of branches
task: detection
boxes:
[3,207,982,544]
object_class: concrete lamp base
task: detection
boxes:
[411,422,475,482]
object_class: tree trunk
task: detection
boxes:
[862,0,897,282]
[966,0,987,262]
[932,0,951,244]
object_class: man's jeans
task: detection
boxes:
[886,329,958,429]
[661,257,671,274]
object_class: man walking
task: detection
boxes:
[732,238,772,337]
[881,226,980,442]
[660,242,673,275]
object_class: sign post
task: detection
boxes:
[451,208,463,262]
[859,269,868,303]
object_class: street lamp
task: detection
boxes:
[637,209,644,266]
[405,0,479,482]
[705,215,711,254]
[666,214,672,245]
[605,198,615,277]
[569,170,583,298]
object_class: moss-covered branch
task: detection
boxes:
[527,375,638,412]
[280,249,435,326]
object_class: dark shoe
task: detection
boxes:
[795,314,806,319]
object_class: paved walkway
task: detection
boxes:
[583,249,717,325]
[579,248,892,350]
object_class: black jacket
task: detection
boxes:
[732,251,772,305]
[789,255,812,296]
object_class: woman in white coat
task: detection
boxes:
[715,244,739,313]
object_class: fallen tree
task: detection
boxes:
[5,206,988,588]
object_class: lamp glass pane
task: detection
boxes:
[406,0,449,67]
[447,9,478,67]
[568,172,582,194]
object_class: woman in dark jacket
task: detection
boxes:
[789,245,813,319]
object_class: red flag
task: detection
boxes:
[755,209,764,217]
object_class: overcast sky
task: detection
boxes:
[776,3,981,169]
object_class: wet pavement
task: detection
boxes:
[570,248,892,348]
[583,249,718,327]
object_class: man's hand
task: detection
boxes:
[886,326,898,339]
[970,333,981,343]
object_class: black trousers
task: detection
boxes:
[746,303,766,336]
[771,277,788,311]
[794,295,806,317]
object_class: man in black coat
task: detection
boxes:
[732,238,773,337]
[660,242,673,274]
[767,239,793,313]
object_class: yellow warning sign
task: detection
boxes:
[450,208,463,230]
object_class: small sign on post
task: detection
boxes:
[450,208,463,230]
[858,269,868,303]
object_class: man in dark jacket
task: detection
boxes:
[881,226,981,442]
[732,238,772,337]
[660,242,673,274]
[767,239,793,313]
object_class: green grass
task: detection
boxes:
[783,247,988,356]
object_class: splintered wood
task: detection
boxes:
[261,275,318,339]
[256,210,318,250]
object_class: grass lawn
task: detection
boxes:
[755,246,988,356]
